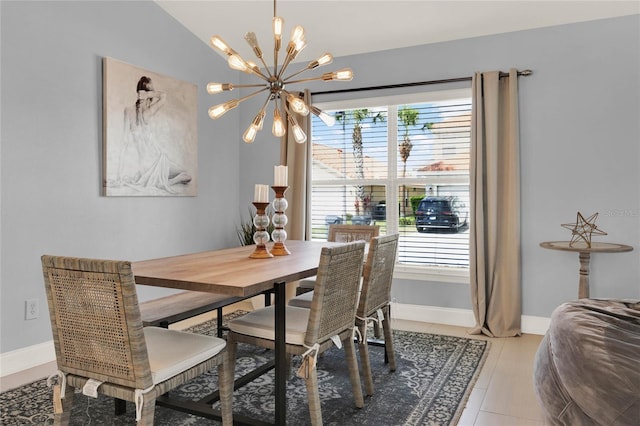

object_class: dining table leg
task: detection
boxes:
[274,281,287,425]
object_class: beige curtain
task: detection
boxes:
[280,90,312,241]
[469,69,522,338]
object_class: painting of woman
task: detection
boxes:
[103,58,197,196]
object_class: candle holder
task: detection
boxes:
[270,186,291,256]
[249,202,274,259]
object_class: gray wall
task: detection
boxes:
[1,1,240,353]
[1,1,638,357]
[240,15,640,317]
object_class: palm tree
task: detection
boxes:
[336,109,385,216]
[398,106,432,216]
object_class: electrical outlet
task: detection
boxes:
[25,299,39,320]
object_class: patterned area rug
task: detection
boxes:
[1,313,489,425]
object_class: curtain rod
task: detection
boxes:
[312,69,533,96]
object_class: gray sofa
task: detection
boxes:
[533,299,640,425]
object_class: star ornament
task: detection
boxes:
[561,212,607,248]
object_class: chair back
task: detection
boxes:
[305,242,366,346]
[41,255,153,390]
[328,224,379,243]
[357,234,399,318]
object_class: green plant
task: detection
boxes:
[410,196,424,214]
[236,207,275,246]
[399,216,415,226]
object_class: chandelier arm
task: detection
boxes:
[281,66,309,83]
[248,68,271,81]
[276,51,297,81]
[273,47,279,77]
[236,87,271,104]
[277,61,291,82]
[258,56,274,79]
[281,53,332,82]
[282,100,292,116]
[285,75,327,85]
[233,83,270,89]
[258,93,272,114]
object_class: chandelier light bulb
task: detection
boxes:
[308,53,333,70]
[287,94,309,116]
[244,32,263,58]
[288,115,307,144]
[208,99,239,119]
[206,83,233,94]
[228,54,249,72]
[293,126,307,144]
[294,39,307,53]
[272,108,286,137]
[317,53,333,66]
[210,35,233,56]
[334,69,353,80]
[273,17,284,48]
[311,106,336,127]
[290,25,305,44]
[322,68,353,81]
[243,123,259,143]
[319,111,336,126]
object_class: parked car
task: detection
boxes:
[325,215,343,225]
[415,196,467,232]
[373,202,386,221]
[351,215,372,225]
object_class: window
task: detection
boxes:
[310,89,472,281]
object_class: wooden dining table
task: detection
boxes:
[133,240,341,425]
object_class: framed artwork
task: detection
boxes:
[102,57,197,196]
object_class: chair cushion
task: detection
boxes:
[144,327,226,384]
[288,291,313,309]
[298,278,316,290]
[228,305,310,345]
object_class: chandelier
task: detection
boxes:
[206,0,352,144]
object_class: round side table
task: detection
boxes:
[540,241,634,298]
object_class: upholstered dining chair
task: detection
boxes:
[41,255,233,426]
[226,241,366,426]
[296,224,379,296]
[289,234,399,396]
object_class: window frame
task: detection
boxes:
[312,88,472,283]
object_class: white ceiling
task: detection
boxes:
[156,0,639,65]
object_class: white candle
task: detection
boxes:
[274,165,288,186]
[254,184,269,203]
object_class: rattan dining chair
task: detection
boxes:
[295,224,379,296]
[41,255,233,425]
[226,242,366,426]
[354,233,399,395]
[289,234,399,396]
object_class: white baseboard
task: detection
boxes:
[521,314,551,335]
[1,340,55,378]
[390,302,550,335]
[1,303,550,379]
